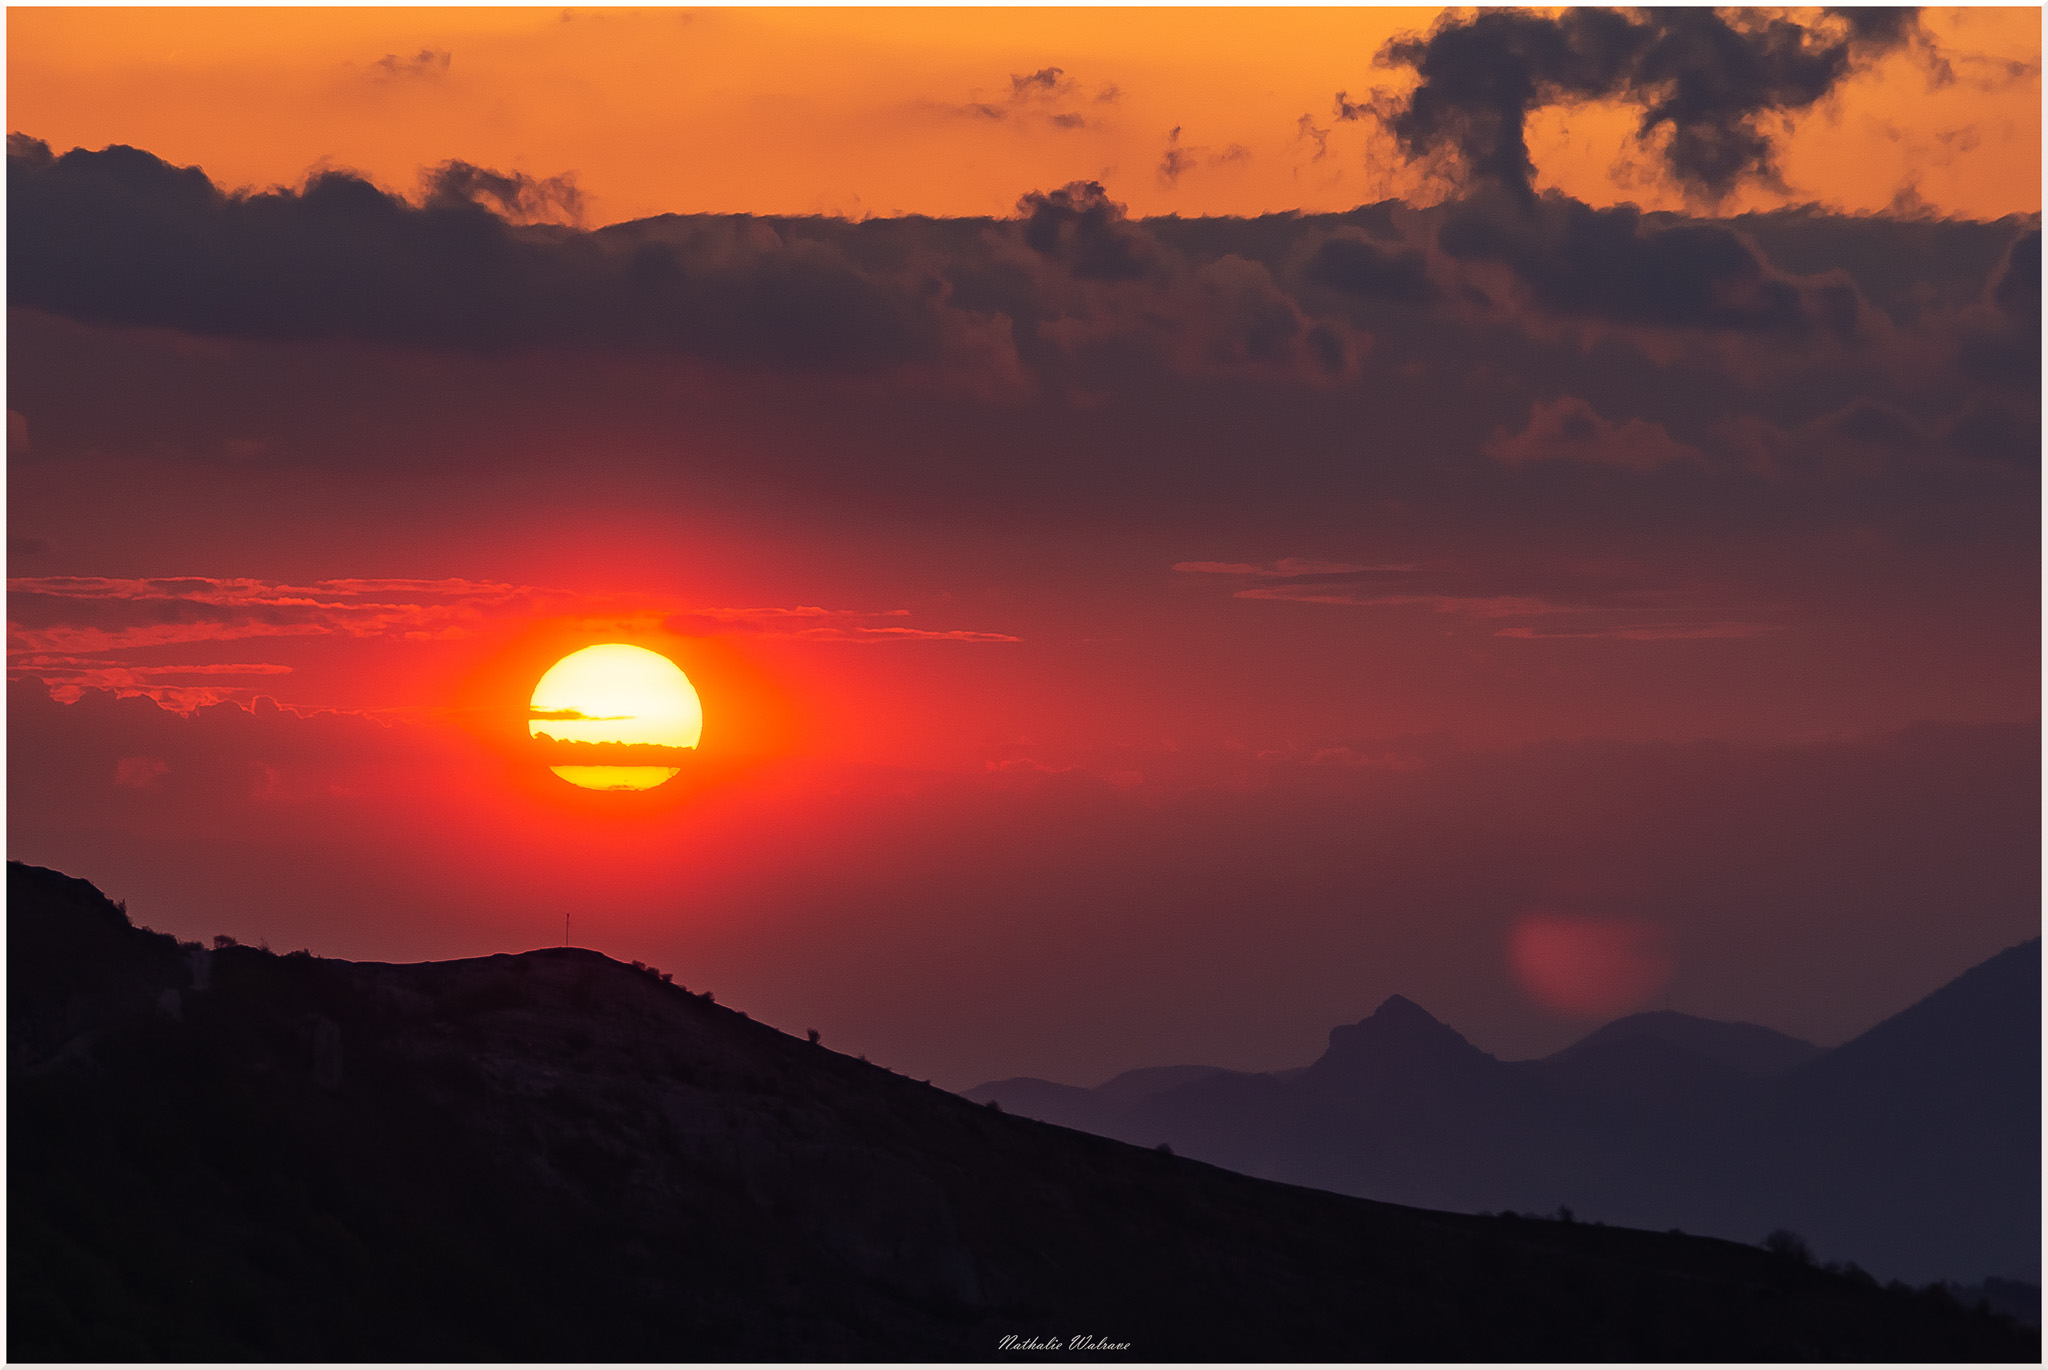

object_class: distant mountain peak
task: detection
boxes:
[1550,1009,1824,1077]
[1311,993,1492,1080]
[1372,993,1437,1023]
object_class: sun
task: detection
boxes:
[529,644,703,791]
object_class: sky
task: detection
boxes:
[7,6,2041,1091]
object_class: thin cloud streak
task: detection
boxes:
[1494,622,1784,642]
[9,576,1019,709]
[1175,559,1787,639]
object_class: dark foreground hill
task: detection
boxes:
[971,946,2042,1291]
[10,863,2036,1362]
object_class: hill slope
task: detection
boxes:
[9,862,2034,1361]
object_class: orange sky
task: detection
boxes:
[9,6,2040,223]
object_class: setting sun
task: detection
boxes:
[529,643,702,791]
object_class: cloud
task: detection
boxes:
[1178,558,1588,618]
[1172,557,1399,578]
[1017,180,1154,282]
[112,754,169,790]
[1925,228,2043,465]
[998,184,1368,382]
[13,132,2015,405]
[1171,561,1271,577]
[370,49,451,81]
[1175,559,1782,641]
[6,140,970,372]
[1945,398,2039,467]
[1714,391,2025,479]
[1184,255,1352,377]
[1484,396,1700,470]
[1991,228,2040,320]
[1009,66,1075,101]
[1916,41,2042,94]
[1296,114,1332,164]
[1436,190,1864,337]
[1367,8,1925,203]
[1822,400,1923,453]
[661,606,1017,643]
[1,578,1010,652]
[421,160,584,227]
[6,574,545,705]
[842,626,1019,643]
[8,577,1017,708]
[1157,127,1249,189]
[1237,586,1580,617]
[1303,232,1438,304]
[1492,621,1781,642]
[1159,128,1193,188]
[6,576,546,658]
[936,64,1100,130]
[9,131,2031,449]
[15,140,1412,389]
[1959,227,2041,391]
[17,668,299,713]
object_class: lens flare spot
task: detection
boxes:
[1510,913,1672,1019]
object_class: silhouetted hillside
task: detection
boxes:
[10,862,2036,1361]
[970,944,2040,1289]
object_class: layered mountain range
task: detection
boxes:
[968,940,2042,1291]
[11,860,2035,1360]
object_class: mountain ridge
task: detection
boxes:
[10,859,2036,1360]
[1550,1009,1823,1076]
[968,940,2041,1287]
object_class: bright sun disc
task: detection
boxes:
[529,644,703,791]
